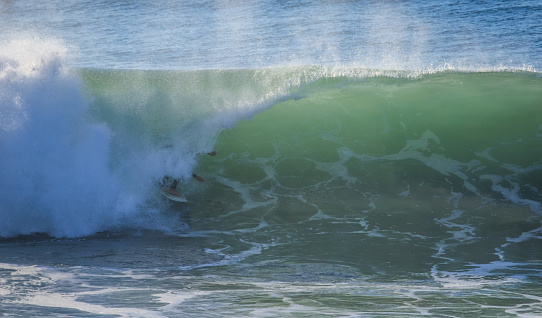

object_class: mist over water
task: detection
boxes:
[0,39,124,237]
[0,40,202,238]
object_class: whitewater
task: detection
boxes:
[1,1,542,317]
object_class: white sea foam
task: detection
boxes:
[0,38,179,237]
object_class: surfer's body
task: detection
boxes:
[159,151,217,202]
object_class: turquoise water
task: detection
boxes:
[1,1,542,317]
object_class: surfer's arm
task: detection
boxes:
[193,173,204,182]
[196,151,217,156]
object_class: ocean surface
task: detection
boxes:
[1,1,542,317]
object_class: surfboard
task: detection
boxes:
[159,187,188,203]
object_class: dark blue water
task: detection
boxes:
[1,0,540,70]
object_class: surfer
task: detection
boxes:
[162,151,217,190]
[165,173,204,190]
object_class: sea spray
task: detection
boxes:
[0,39,141,237]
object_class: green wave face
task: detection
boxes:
[208,72,541,201]
[181,71,542,275]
